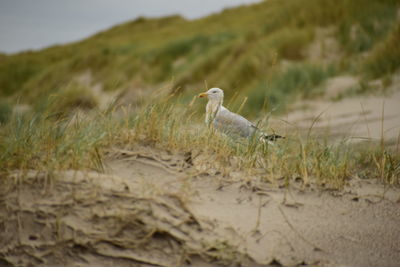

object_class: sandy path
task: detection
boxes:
[106,148,400,267]
[280,90,400,145]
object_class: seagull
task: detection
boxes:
[198,88,283,143]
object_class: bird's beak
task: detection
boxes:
[198,92,208,98]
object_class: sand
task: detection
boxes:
[281,78,400,145]
[1,88,400,267]
[2,143,398,267]
[106,148,400,267]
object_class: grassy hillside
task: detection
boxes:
[0,0,399,116]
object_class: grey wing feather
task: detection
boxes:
[213,107,257,138]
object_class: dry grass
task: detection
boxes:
[4,91,398,189]
[362,22,400,79]
[0,0,399,189]
[1,0,398,114]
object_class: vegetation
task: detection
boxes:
[0,0,399,113]
[363,22,400,78]
[0,99,12,125]
[245,63,336,114]
[0,0,399,188]
[1,94,399,188]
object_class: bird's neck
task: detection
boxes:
[205,99,222,124]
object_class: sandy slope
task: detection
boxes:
[103,85,400,266]
[1,141,399,267]
[105,148,400,267]
[2,88,400,267]
[3,143,398,267]
[280,81,400,146]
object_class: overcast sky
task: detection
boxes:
[0,0,261,54]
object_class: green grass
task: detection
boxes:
[0,99,12,125]
[1,96,398,189]
[0,108,117,172]
[244,63,336,115]
[1,0,399,114]
[41,82,99,117]
[1,0,399,188]
[362,22,400,79]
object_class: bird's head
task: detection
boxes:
[198,88,224,102]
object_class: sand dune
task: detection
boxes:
[2,90,400,267]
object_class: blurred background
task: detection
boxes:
[0,0,261,53]
[0,0,399,124]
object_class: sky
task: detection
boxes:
[0,0,261,54]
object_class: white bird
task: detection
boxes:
[198,88,283,142]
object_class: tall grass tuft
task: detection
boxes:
[362,22,400,78]
[0,108,120,173]
[1,94,399,188]
[245,63,335,115]
[0,99,12,125]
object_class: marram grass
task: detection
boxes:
[1,0,399,109]
[1,96,398,189]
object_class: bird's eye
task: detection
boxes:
[212,91,217,93]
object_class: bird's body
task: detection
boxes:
[198,88,283,142]
[212,105,256,138]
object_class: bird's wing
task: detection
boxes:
[213,106,257,138]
